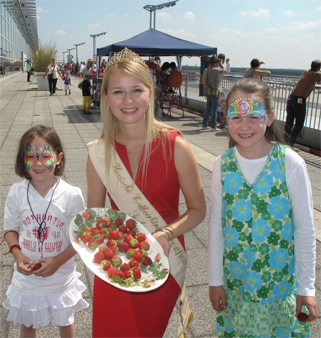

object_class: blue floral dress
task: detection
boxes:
[217,144,310,338]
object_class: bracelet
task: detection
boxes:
[156,228,171,241]
[10,244,21,253]
[3,244,21,256]
[166,225,177,239]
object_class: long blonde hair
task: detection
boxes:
[100,58,177,195]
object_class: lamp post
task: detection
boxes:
[143,0,179,29]
[62,51,68,63]
[74,42,85,64]
[67,48,76,64]
[90,31,107,61]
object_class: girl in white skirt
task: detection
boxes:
[2,125,88,337]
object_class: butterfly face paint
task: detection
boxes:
[228,98,267,126]
[25,144,55,173]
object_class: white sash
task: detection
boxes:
[88,138,194,337]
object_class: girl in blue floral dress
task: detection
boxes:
[208,78,317,337]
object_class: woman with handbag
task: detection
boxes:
[43,58,64,96]
[86,48,206,337]
[202,56,226,130]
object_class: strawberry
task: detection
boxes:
[99,247,107,255]
[82,211,91,220]
[297,313,308,322]
[90,227,100,237]
[107,239,117,247]
[96,219,107,230]
[126,248,137,259]
[126,218,136,229]
[135,233,146,242]
[115,218,124,227]
[117,241,129,253]
[123,270,132,279]
[133,267,141,279]
[142,256,153,266]
[32,263,42,271]
[138,248,148,257]
[107,266,118,278]
[100,228,111,238]
[101,260,111,271]
[127,229,136,237]
[94,233,104,245]
[132,251,143,263]
[155,253,161,261]
[129,238,139,249]
[80,231,92,244]
[88,239,99,250]
[111,256,122,268]
[93,250,105,264]
[108,230,121,240]
[119,225,128,234]
[109,245,120,255]
[124,234,133,244]
[138,241,150,251]
[129,260,139,269]
[103,216,113,228]
[104,247,114,260]
[120,263,130,272]
[113,269,125,280]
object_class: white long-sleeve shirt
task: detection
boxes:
[208,146,316,296]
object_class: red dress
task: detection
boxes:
[92,131,185,338]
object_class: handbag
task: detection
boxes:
[205,86,220,99]
[48,66,55,80]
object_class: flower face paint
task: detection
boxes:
[228,98,267,126]
[25,144,55,173]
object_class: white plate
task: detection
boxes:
[69,208,170,292]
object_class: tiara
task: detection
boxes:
[106,48,149,71]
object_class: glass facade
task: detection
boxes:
[0,2,31,79]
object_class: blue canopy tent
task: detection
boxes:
[96,28,217,69]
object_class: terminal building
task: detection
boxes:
[0,0,38,79]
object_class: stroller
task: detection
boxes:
[91,78,103,109]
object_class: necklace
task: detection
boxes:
[27,179,60,243]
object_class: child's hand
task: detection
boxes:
[32,257,60,278]
[15,252,34,276]
[209,285,227,311]
[296,295,318,322]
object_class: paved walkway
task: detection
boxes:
[1,73,320,337]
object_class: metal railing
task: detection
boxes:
[181,71,321,131]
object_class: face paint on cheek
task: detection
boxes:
[42,145,55,173]
[25,146,34,172]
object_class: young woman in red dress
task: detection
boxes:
[86,48,206,337]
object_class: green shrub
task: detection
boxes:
[30,39,58,73]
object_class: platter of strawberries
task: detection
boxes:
[70,208,169,292]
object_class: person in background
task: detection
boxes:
[43,58,64,96]
[244,58,271,79]
[226,58,231,73]
[81,73,92,115]
[284,59,321,146]
[208,78,317,337]
[218,53,226,69]
[80,59,93,82]
[167,62,183,92]
[27,61,32,82]
[64,71,71,95]
[202,56,226,130]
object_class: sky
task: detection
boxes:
[36,0,321,69]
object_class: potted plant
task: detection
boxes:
[30,39,58,90]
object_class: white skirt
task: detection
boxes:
[2,279,89,328]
